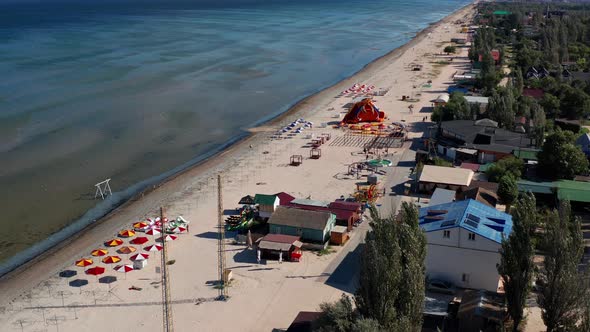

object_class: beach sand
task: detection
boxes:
[0,4,477,331]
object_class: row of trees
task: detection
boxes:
[498,194,589,332]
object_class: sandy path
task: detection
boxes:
[0,3,476,332]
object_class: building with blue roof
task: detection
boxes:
[419,199,513,292]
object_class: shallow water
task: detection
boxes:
[0,0,470,269]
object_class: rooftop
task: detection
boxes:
[268,206,333,230]
[517,180,590,203]
[440,120,532,152]
[464,96,489,104]
[289,198,330,208]
[419,165,474,186]
[419,199,513,244]
[459,187,498,208]
[254,194,278,206]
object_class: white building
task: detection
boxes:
[419,199,513,292]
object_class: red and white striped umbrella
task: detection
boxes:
[170,226,186,234]
[114,264,134,273]
[130,253,149,261]
[146,228,161,236]
[144,244,163,252]
[163,235,177,242]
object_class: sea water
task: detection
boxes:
[0,0,471,273]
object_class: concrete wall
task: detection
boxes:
[426,243,501,292]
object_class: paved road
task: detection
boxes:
[319,133,422,293]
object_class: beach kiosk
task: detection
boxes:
[254,194,280,220]
[256,234,303,262]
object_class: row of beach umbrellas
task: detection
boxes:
[277,118,313,135]
[70,216,189,281]
[340,83,376,95]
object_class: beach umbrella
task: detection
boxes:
[130,236,149,245]
[118,229,135,238]
[98,276,117,291]
[114,264,134,279]
[144,244,163,252]
[163,235,177,242]
[69,279,88,293]
[75,258,93,267]
[130,253,149,261]
[101,256,122,264]
[146,228,161,236]
[59,270,77,278]
[133,222,148,230]
[85,266,105,276]
[91,249,108,257]
[170,226,186,234]
[105,239,123,247]
[117,246,136,255]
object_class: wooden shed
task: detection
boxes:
[330,226,349,245]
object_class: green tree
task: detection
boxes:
[488,86,516,129]
[538,202,586,332]
[537,129,589,180]
[497,192,537,332]
[559,85,590,120]
[355,203,426,331]
[514,69,524,97]
[431,92,471,122]
[530,103,546,148]
[498,175,519,212]
[539,93,560,118]
[443,45,456,54]
[315,294,356,332]
[486,156,525,182]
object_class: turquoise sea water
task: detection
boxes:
[0,0,470,273]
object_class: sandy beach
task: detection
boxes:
[0,3,476,331]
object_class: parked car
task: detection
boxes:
[427,279,455,295]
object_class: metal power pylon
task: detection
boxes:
[160,207,173,332]
[217,174,228,300]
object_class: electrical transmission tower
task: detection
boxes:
[160,207,174,332]
[217,174,228,300]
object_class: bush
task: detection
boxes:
[486,156,524,182]
[444,45,457,54]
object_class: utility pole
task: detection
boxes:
[217,174,228,300]
[160,207,173,332]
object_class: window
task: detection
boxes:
[468,232,476,241]
[443,230,451,238]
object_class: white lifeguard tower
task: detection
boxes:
[94,179,112,200]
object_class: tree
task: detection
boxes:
[539,93,560,118]
[431,92,471,122]
[537,129,589,180]
[497,193,537,332]
[498,175,519,212]
[443,45,456,54]
[355,203,426,331]
[488,86,516,129]
[559,85,590,120]
[530,103,546,148]
[486,156,525,182]
[315,294,356,332]
[514,69,524,97]
[538,202,586,332]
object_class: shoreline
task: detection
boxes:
[0,1,474,304]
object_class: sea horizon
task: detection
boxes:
[0,0,471,275]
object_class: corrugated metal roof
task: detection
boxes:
[556,180,590,203]
[255,194,278,206]
[290,198,330,207]
[429,188,456,206]
[419,199,513,244]
[517,180,555,194]
[513,149,540,161]
[464,96,489,104]
[268,206,333,230]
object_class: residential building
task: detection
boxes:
[419,199,513,292]
[437,119,533,163]
[457,290,507,332]
[268,206,336,243]
[576,133,590,156]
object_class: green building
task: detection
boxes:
[268,206,336,243]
